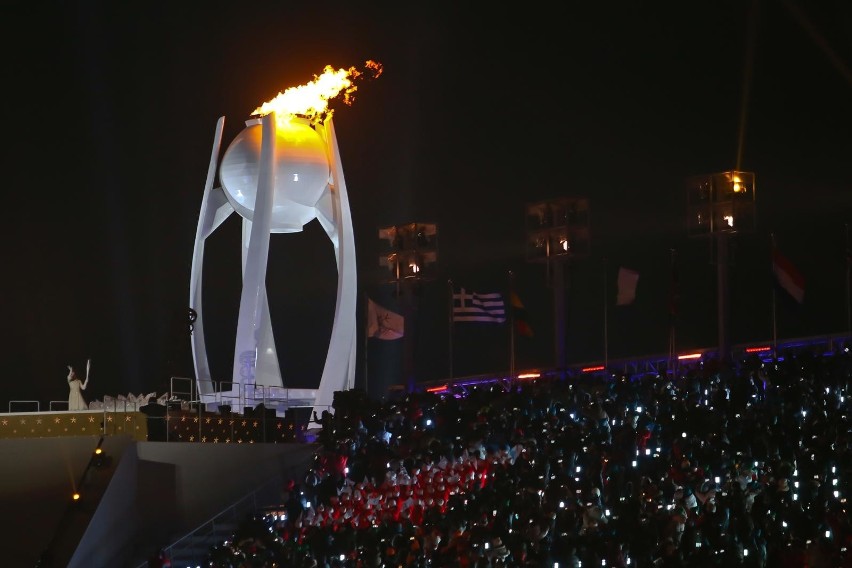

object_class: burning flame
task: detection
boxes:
[252,60,383,127]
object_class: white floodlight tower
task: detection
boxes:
[189,112,357,416]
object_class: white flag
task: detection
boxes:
[367,298,404,340]
[616,267,639,306]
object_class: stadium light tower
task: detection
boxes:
[525,197,591,376]
[377,223,438,393]
[686,170,756,364]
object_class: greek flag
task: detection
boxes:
[453,288,506,323]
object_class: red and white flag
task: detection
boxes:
[367,299,404,340]
[772,247,805,304]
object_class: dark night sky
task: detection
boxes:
[1,1,850,409]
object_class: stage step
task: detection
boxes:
[167,520,239,565]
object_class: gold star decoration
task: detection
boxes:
[125,416,132,422]
[241,420,247,427]
[88,416,95,423]
[193,417,198,423]
[1,419,7,426]
[201,436,207,443]
[217,418,224,425]
[213,437,219,443]
[70,417,76,423]
[19,418,26,425]
[205,417,211,424]
[252,421,259,428]
[36,418,43,424]
[107,416,113,422]
[189,435,195,442]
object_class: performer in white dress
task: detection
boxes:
[67,359,90,411]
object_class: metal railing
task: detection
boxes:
[417,331,852,391]
[133,474,286,568]
[8,400,39,413]
[6,332,849,419]
[169,376,318,415]
[5,377,322,420]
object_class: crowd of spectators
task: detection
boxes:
[204,348,851,567]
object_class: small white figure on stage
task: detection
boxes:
[67,359,91,411]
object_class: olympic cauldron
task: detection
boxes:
[189,90,361,418]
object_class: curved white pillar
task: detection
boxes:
[232,113,280,391]
[313,118,358,415]
[189,116,230,396]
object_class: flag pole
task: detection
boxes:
[448,278,454,381]
[846,223,851,343]
[603,258,608,370]
[363,293,370,398]
[770,232,778,359]
[509,270,516,385]
[668,248,677,377]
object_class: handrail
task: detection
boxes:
[8,400,39,413]
[416,330,852,390]
[156,474,286,566]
